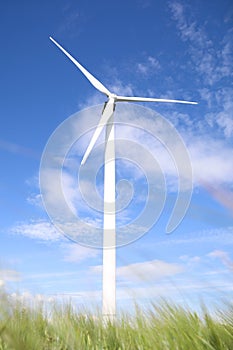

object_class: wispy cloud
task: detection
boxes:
[24,271,77,281]
[109,79,134,96]
[168,1,233,85]
[27,193,43,208]
[8,219,101,262]
[117,259,184,282]
[57,5,85,39]
[61,243,100,263]
[136,0,151,9]
[168,1,233,139]
[166,1,233,220]
[179,255,201,265]
[0,139,40,159]
[10,291,55,305]
[208,250,233,271]
[137,56,161,77]
[35,98,233,242]
[9,219,63,241]
[201,182,233,216]
[90,259,184,283]
[156,226,233,246]
[0,268,21,287]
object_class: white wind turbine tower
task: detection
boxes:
[50,37,197,320]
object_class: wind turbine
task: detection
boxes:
[49,37,197,320]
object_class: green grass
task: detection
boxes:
[1,292,233,349]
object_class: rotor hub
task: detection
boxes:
[109,93,117,101]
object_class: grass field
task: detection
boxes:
[0,291,233,349]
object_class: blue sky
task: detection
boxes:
[0,0,233,313]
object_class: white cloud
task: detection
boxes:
[169,2,206,45]
[78,92,105,110]
[0,269,21,287]
[10,219,63,241]
[117,107,233,189]
[36,100,233,241]
[8,215,105,248]
[157,227,233,246]
[24,271,77,280]
[169,1,233,138]
[215,92,233,138]
[41,8,233,238]
[38,104,194,241]
[188,136,233,185]
[25,175,39,188]
[109,79,134,96]
[8,275,233,308]
[89,264,102,274]
[25,175,44,209]
[115,281,226,301]
[58,6,83,39]
[208,250,229,260]
[8,219,100,261]
[27,193,43,208]
[10,291,55,305]
[198,88,213,109]
[200,87,233,139]
[179,255,201,264]
[208,250,233,271]
[137,0,151,9]
[90,259,184,282]
[137,56,160,76]
[0,139,39,159]
[169,1,232,86]
[61,243,100,262]
[201,182,233,215]
[148,56,160,68]
[117,259,184,282]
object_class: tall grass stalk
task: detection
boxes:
[0,291,233,349]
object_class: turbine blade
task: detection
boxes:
[116,96,198,105]
[49,37,111,97]
[81,102,114,165]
